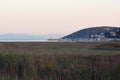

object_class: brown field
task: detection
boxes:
[0,42,120,55]
[0,42,120,80]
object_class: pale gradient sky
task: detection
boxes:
[0,0,120,35]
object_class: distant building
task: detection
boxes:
[47,39,59,42]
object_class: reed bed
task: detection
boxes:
[0,42,119,80]
[0,54,120,80]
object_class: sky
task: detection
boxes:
[0,0,120,35]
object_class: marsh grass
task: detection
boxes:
[0,42,119,80]
[0,54,120,80]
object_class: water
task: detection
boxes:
[0,40,47,42]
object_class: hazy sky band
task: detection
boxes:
[0,0,120,34]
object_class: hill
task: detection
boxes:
[62,26,120,40]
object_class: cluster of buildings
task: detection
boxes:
[47,37,119,43]
[47,37,120,42]
[47,29,120,42]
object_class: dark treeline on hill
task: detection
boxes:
[62,26,120,40]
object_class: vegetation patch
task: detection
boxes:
[0,54,120,80]
[0,42,119,79]
[93,42,120,50]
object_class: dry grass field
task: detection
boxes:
[0,42,120,55]
[0,42,120,80]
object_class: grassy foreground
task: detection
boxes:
[0,42,120,80]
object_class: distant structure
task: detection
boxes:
[47,39,59,42]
